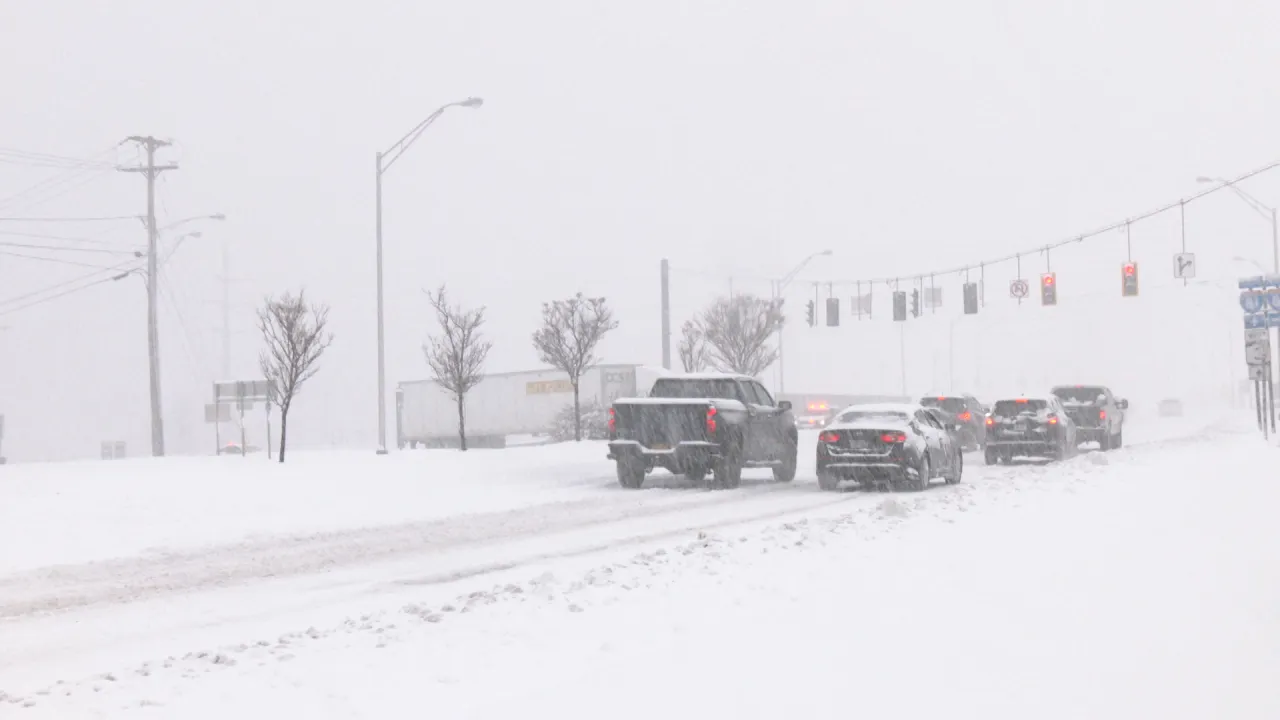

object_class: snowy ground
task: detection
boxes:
[2,411,1276,718]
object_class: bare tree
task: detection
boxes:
[531,293,619,441]
[258,289,333,463]
[423,285,492,451]
[699,293,785,377]
[678,319,709,373]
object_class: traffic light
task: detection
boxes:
[805,300,816,327]
[910,289,920,318]
[825,297,840,327]
[892,291,907,321]
[1041,272,1057,306]
[1121,262,1139,297]
[962,282,979,315]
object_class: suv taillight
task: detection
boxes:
[706,406,718,434]
[958,411,972,422]
[985,416,994,426]
[608,407,616,433]
[1047,414,1059,425]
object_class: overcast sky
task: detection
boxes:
[2,0,1278,460]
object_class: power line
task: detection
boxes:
[0,250,129,270]
[0,274,120,318]
[0,215,139,222]
[0,260,138,310]
[0,147,117,170]
[0,146,120,212]
[0,239,139,255]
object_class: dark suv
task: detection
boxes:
[919,395,987,451]
[1050,385,1127,450]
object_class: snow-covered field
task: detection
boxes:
[2,410,1276,718]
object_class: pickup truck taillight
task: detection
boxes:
[1098,409,1106,420]
[706,406,717,434]
[608,407,616,433]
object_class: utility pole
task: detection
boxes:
[221,241,231,378]
[660,258,671,370]
[118,136,177,457]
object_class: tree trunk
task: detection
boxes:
[457,393,467,451]
[278,405,289,463]
[572,381,582,441]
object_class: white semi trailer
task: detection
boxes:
[396,364,670,449]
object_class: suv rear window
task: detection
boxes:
[920,397,966,412]
[993,399,1048,417]
[651,378,741,400]
[1053,387,1107,406]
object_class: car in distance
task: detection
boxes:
[816,403,962,492]
[1158,398,1183,417]
[1050,385,1127,450]
[919,394,987,451]
[607,373,798,489]
[794,400,836,429]
[984,396,1077,464]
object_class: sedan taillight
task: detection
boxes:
[818,430,840,443]
[881,432,907,443]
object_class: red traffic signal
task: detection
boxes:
[1123,263,1136,277]
[1040,272,1058,305]
[1122,262,1139,297]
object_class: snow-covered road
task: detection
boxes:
[2,411,1269,717]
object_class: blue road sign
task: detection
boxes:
[1242,292,1266,313]
[1244,312,1280,330]
[1238,274,1280,290]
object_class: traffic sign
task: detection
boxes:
[1238,274,1280,290]
[1244,312,1280,330]
[1173,253,1196,279]
[1250,365,1267,381]
[1009,279,1029,299]
[1246,328,1271,366]
[1241,291,1266,314]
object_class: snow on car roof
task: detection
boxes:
[659,372,752,381]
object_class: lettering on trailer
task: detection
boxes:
[526,379,573,394]
[1009,279,1029,299]
[1173,253,1196,279]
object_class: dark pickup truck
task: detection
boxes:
[606,374,798,489]
[1050,385,1127,450]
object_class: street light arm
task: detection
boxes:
[1206,176,1274,221]
[778,250,832,292]
[380,106,448,173]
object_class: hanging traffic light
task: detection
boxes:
[825,297,840,327]
[1121,262,1139,297]
[1040,272,1057,306]
[910,289,921,317]
[962,282,979,315]
[805,300,816,327]
[892,291,907,322]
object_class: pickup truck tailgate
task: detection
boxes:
[614,401,711,447]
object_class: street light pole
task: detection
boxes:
[374,97,483,454]
[774,249,833,393]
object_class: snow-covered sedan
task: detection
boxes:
[815,403,962,492]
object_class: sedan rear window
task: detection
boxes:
[835,410,909,424]
[993,399,1047,417]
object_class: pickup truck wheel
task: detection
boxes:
[772,436,798,483]
[1099,431,1112,451]
[616,458,645,489]
[685,467,708,486]
[984,446,998,466]
[714,445,743,490]
[1114,429,1123,448]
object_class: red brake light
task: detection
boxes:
[1099,409,1106,420]
[706,406,717,434]
[959,411,971,422]
[1048,415,1059,425]
[608,407,616,433]
[937,396,946,401]
[985,416,994,426]
[819,430,840,443]
[881,432,907,443]
[1015,398,1028,403]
